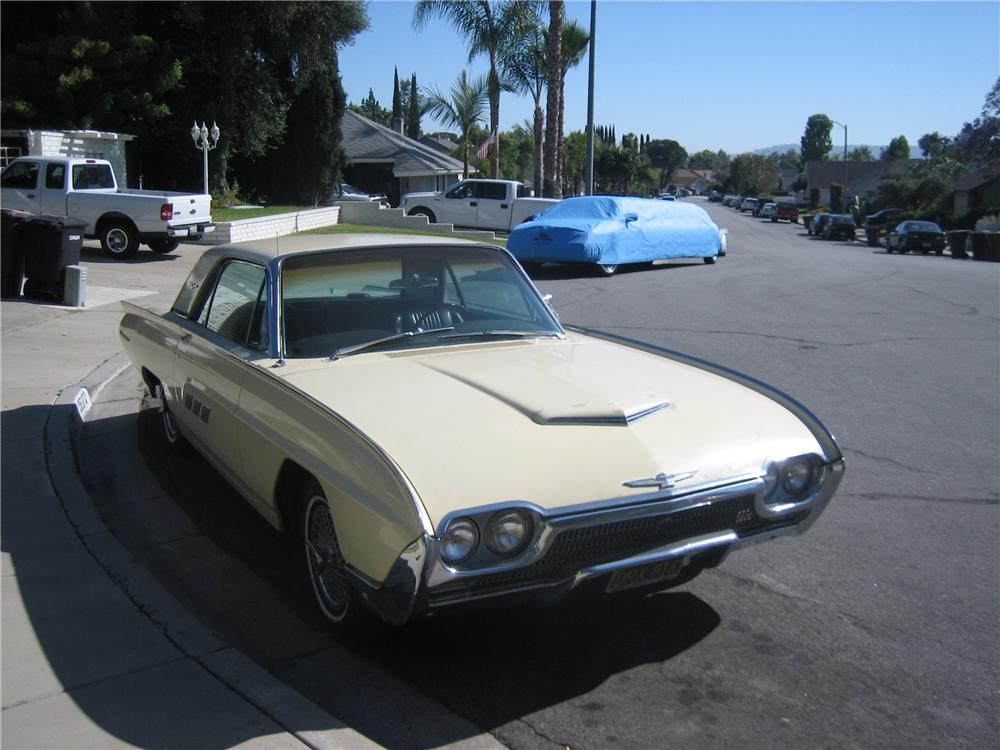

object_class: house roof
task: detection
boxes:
[419,134,460,154]
[672,169,714,186]
[953,169,1000,192]
[342,110,466,178]
[805,159,918,188]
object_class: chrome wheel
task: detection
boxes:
[598,264,617,276]
[304,490,351,622]
[100,221,139,259]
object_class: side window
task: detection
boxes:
[475,182,506,201]
[195,261,267,347]
[1,162,39,189]
[45,164,66,190]
[445,183,474,200]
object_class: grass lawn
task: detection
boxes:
[213,205,307,222]
[298,222,507,247]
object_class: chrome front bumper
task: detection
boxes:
[356,459,845,624]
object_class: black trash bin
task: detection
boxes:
[947,230,971,259]
[865,227,881,247]
[22,215,87,300]
[1,209,32,297]
[967,232,999,262]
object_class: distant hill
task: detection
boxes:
[752,143,923,159]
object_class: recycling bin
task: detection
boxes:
[946,230,970,259]
[21,215,87,300]
[1,209,31,297]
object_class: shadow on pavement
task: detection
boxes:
[71,397,720,750]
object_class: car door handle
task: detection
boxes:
[180,332,192,342]
[27,194,35,199]
[501,203,508,209]
[469,201,477,207]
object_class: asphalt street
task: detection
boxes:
[74,203,999,750]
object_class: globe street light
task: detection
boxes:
[191,121,220,196]
[831,119,848,211]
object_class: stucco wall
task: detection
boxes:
[200,206,341,245]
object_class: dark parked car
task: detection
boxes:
[886,220,948,254]
[808,213,831,236]
[862,208,905,246]
[823,214,857,241]
[709,190,723,202]
[773,203,799,223]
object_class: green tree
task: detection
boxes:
[645,139,687,188]
[848,146,874,161]
[955,76,1000,172]
[414,0,539,178]
[728,153,779,195]
[406,74,421,138]
[549,17,589,195]
[801,114,833,163]
[689,149,722,171]
[350,88,391,126]
[543,0,563,197]
[422,70,489,178]
[392,66,402,123]
[881,135,910,161]
[503,23,547,195]
[918,132,951,159]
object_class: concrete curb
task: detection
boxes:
[45,356,384,750]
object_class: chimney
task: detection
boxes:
[391,116,404,135]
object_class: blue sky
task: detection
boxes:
[338,1,999,155]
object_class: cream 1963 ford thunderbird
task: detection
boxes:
[119,235,844,627]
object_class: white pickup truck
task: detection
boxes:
[400,178,557,232]
[0,156,214,259]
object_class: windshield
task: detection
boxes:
[905,221,942,233]
[280,245,561,358]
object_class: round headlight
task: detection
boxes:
[441,518,478,563]
[781,457,815,497]
[762,462,780,500]
[485,509,532,556]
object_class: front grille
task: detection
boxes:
[430,494,806,601]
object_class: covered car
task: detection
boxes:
[507,196,725,275]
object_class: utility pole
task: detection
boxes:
[585,0,596,195]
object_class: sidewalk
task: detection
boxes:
[1,244,381,749]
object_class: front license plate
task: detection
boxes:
[606,557,684,593]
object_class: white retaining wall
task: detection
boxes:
[200,206,341,244]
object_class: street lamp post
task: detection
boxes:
[191,121,220,196]
[831,119,848,211]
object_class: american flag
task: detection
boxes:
[476,128,498,159]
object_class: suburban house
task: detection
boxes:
[419,132,461,156]
[341,110,468,206]
[804,159,919,204]
[952,170,1000,215]
[670,169,714,194]
[0,129,136,187]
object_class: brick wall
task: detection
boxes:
[199,206,341,245]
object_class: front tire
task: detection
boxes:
[597,264,617,276]
[100,220,140,259]
[703,256,717,264]
[302,481,369,628]
[408,207,436,223]
[148,238,180,254]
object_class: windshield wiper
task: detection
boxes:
[439,330,563,341]
[330,327,454,360]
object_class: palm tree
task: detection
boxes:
[422,71,489,179]
[414,0,539,179]
[502,24,547,195]
[554,19,589,193]
[543,1,562,197]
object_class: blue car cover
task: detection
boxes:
[507,196,723,265]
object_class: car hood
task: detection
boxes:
[277,333,823,528]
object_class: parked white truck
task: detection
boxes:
[400,179,557,232]
[0,157,214,259]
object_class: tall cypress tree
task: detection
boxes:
[407,73,420,138]
[392,66,402,122]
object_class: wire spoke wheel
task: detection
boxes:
[304,492,351,621]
